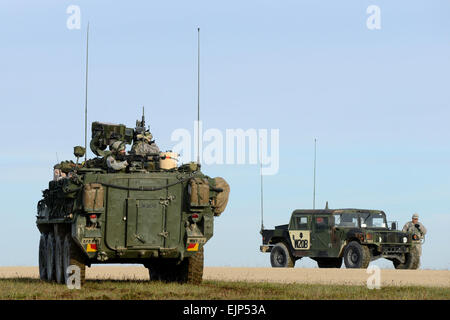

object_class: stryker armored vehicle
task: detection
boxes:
[36,114,230,285]
[260,207,421,269]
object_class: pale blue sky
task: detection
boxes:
[0,0,449,269]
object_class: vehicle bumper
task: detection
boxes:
[260,245,272,253]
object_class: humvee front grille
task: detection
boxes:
[378,232,407,244]
[382,246,407,254]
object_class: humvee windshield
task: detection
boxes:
[333,211,387,228]
[334,213,359,227]
[360,212,387,228]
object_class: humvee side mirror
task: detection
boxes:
[391,222,397,230]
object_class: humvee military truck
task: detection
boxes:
[260,208,421,269]
[37,117,230,285]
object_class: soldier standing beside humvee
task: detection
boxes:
[403,213,427,257]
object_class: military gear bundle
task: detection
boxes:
[211,177,230,216]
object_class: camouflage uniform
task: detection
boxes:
[402,213,427,256]
[106,141,128,171]
[131,131,160,156]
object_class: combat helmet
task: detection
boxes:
[110,141,126,152]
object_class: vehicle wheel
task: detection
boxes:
[38,233,48,281]
[54,233,65,284]
[46,232,56,281]
[317,257,343,268]
[343,241,371,269]
[393,246,420,270]
[270,242,295,268]
[63,234,86,286]
[148,247,204,285]
[179,246,204,284]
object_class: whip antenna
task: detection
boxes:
[84,22,90,162]
[260,137,265,231]
[313,138,317,209]
[196,27,200,164]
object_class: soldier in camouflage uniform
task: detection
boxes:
[106,141,128,171]
[130,131,160,156]
[403,213,427,257]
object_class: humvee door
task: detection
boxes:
[288,215,311,250]
[311,215,332,253]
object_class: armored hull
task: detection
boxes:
[37,121,229,285]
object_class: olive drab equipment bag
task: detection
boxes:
[83,183,104,212]
[211,177,230,217]
[189,178,210,208]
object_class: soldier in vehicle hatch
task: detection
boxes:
[403,213,427,257]
[130,131,160,156]
[130,108,160,157]
[106,141,129,171]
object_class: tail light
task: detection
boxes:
[191,213,200,222]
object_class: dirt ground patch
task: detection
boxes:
[1,266,448,287]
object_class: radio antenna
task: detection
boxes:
[313,138,317,209]
[260,137,265,232]
[84,22,90,162]
[196,27,200,164]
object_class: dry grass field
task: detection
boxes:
[0,266,449,300]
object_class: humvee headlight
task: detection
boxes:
[403,237,407,243]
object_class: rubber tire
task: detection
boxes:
[39,233,48,281]
[148,247,204,285]
[317,257,343,268]
[393,246,420,270]
[270,242,295,268]
[343,241,371,269]
[63,234,86,286]
[182,246,204,284]
[46,232,56,281]
[54,233,65,284]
